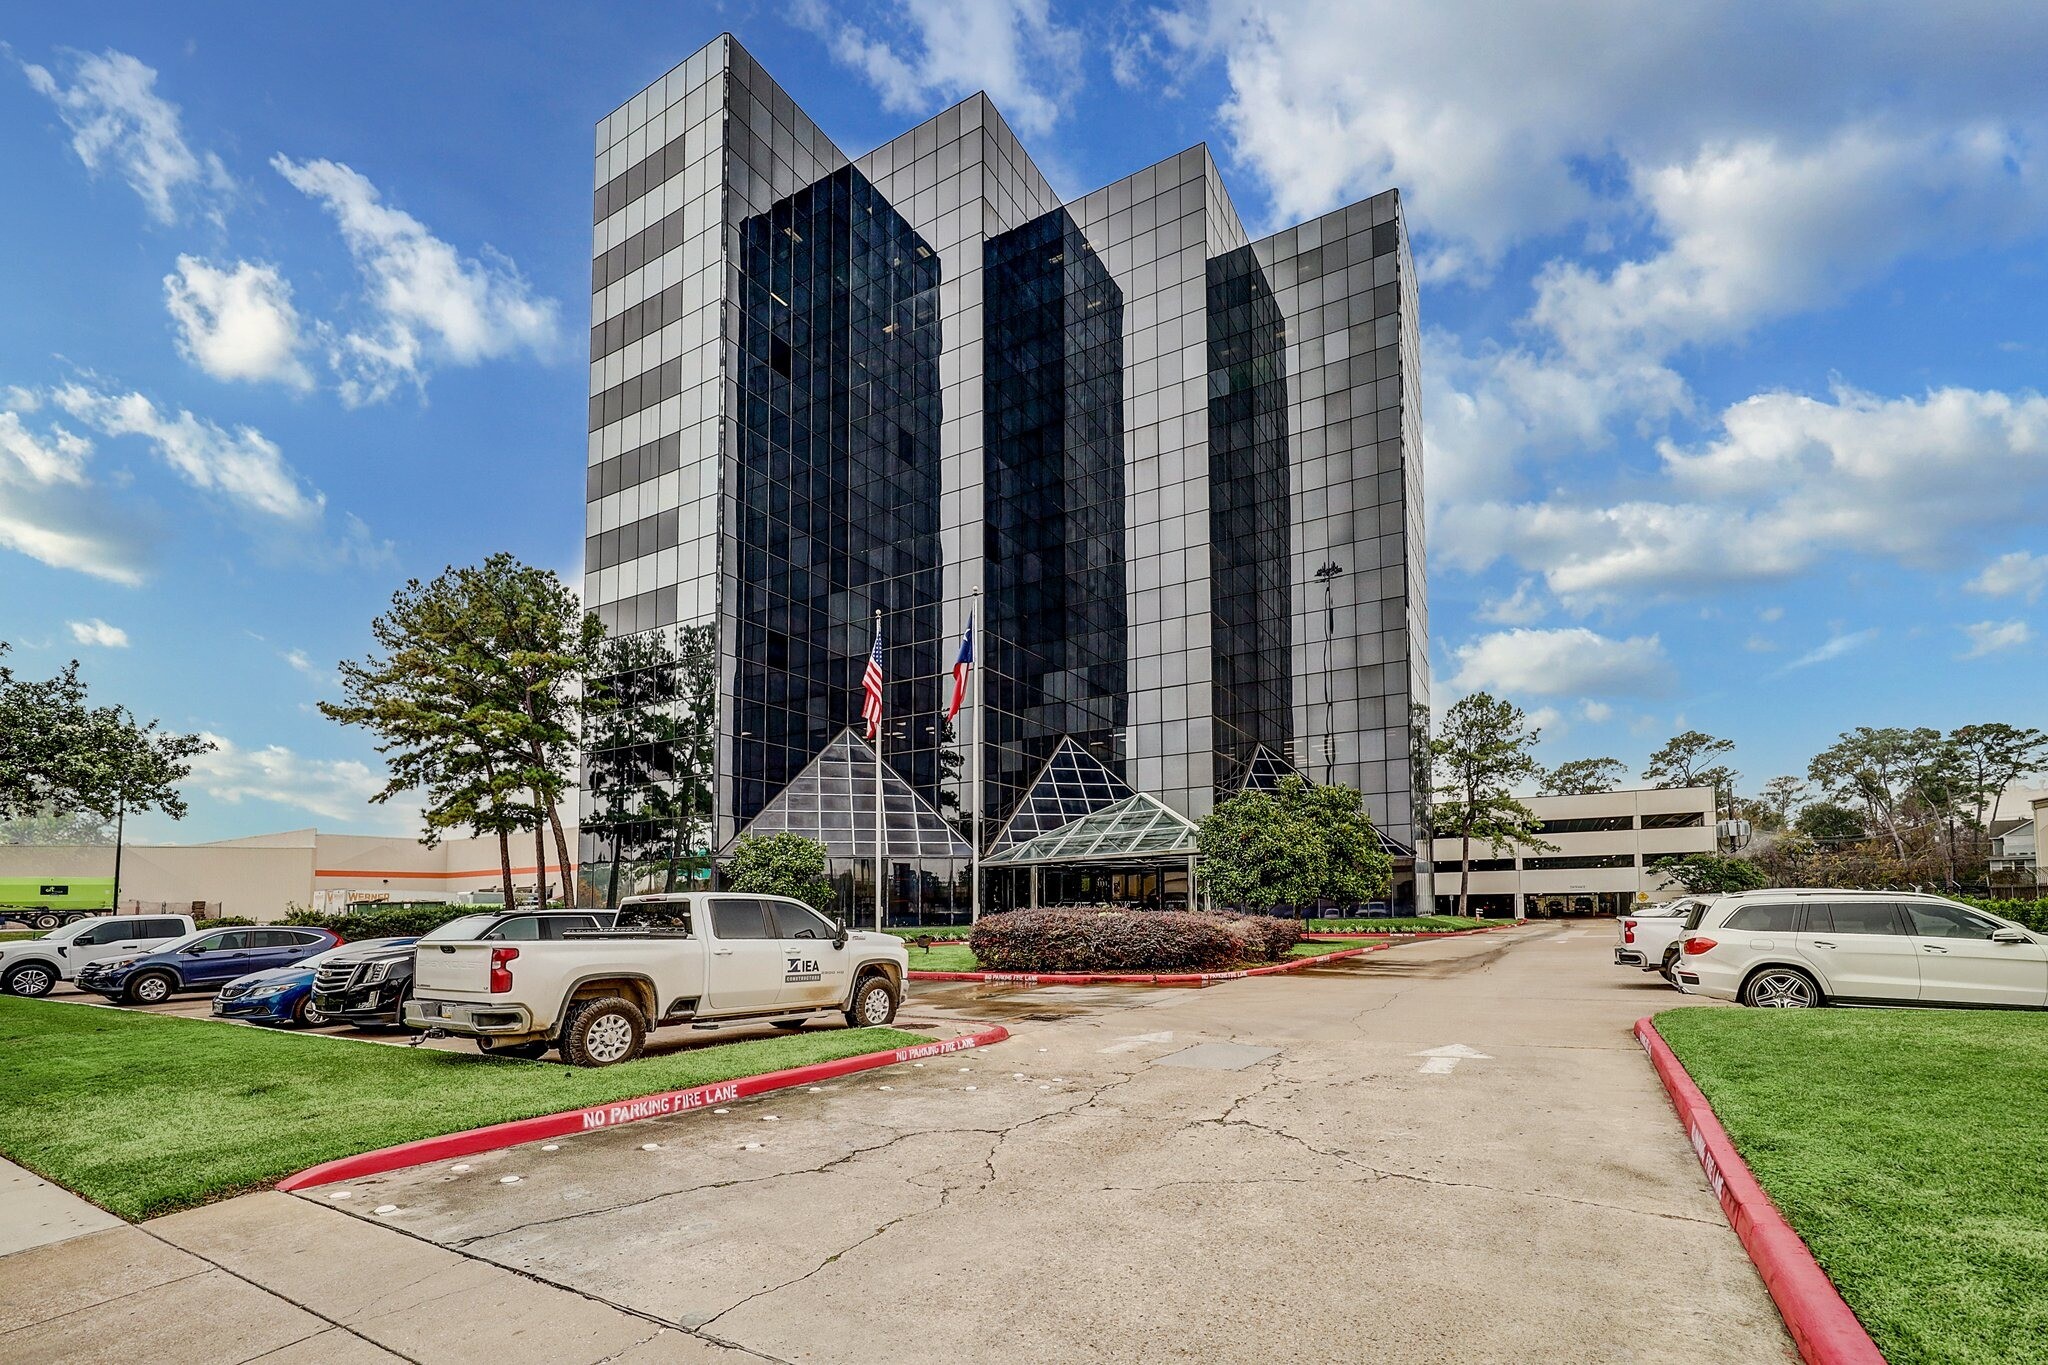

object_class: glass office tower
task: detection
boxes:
[581,35,1431,917]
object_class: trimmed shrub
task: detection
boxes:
[279,902,497,940]
[1208,913,1301,962]
[1961,898,2048,933]
[970,909,1241,973]
[194,916,256,930]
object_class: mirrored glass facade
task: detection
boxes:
[582,34,1430,918]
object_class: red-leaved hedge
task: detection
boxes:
[968,909,1299,973]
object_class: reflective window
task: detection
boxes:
[486,918,542,942]
[1809,903,1908,936]
[1642,812,1707,829]
[710,898,776,940]
[771,902,838,940]
[1904,902,2002,940]
[1723,904,1802,933]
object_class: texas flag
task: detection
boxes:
[946,612,975,722]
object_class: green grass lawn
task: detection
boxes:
[1307,915,1489,933]
[1287,938,1378,958]
[1655,1008,2048,1365]
[0,929,43,941]
[0,997,932,1220]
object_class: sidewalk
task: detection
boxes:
[0,1170,753,1363]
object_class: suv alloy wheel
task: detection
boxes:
[1743,967,1820,1008]
[3,963,55,997]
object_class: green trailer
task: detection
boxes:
[0,877,115,930]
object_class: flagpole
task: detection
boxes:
[873,608,885,933]
[969,586,983,926]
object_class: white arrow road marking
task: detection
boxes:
[1411,1043,1493,1075]
[1099,1030,1175,1054]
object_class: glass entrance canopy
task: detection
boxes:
[980,792,1198,867]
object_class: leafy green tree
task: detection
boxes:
[0,808,115,845]
[1540,757,1627,795]
[1947,723,2048,832]
[1196,777,1393,910]
[0,642,213,906]
[323,561,577,909]
[1807,726,1938,860]
[1650,853,1770,895]
[1645,730,1738,814]
[724,832,838,915]
[1795,801,1866,842]
[1428,693,1555,916]
[580,624,716,906]
[1759,776,1808,827]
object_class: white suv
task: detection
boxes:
[1674,890,2047,1009]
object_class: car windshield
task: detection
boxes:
[419,915,501,943]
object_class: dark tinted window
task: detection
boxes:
[1810,902,1907,935]
[1642,812,1706,829]
[538,916,603,940]
[75,922,124,945]
[485,917,542,941]
[248,930,296,948]
[619,900,694,933]
[142,919,184,938]
[1723,903,1802,932]
[772,902,837,940]
[709,898,775,940]
[1534,816,1634,834]
[1904,902,2001,940]
[208,931,251,951]
[1684,901,1712,930]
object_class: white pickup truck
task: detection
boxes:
[405,893,910,1066]
[1614,898,1706,983]
[0,913,195,997]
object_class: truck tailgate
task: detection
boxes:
[415,941,497,995]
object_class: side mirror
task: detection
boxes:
[833,924,849,950]
[1991,927,2029,944]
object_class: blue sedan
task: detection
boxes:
[213,937,417,1028]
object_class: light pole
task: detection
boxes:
[1313,561,1344,785]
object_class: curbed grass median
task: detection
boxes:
[1654,1007,2048,1365]
[0,996,931,1221]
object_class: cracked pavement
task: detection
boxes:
[269,923,1794,1363]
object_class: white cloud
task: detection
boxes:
[163,257,314,390]
[0,402,143,584]
[67,618,129,648]
[1968,551,2048,603]
[1578,700,1614,723]
[19,49,232,225]
[49,382,324,523]
[1449,627,1673,698]
[1151,1,2048,271]
[793,0,1083,138]
[1759,606,1785,622]
[1744,635,1779,653]
[0,410,91,486]
[187,732,416,830]
[1529,126,2048,367]
[272,156,557,404]
[1442,384,2048,609]
[1785,627,1879,670]
[1960,619,2033,658]
[1474,578,1547,626]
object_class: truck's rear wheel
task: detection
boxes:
[845,973,898,1028]
[561,996,646,1067]
[32,912,61,931]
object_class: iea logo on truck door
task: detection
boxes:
[785,955,822,983]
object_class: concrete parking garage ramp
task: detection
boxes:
[290,925,1793,1364]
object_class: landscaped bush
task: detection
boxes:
[194,916,256,930]
[1960,898,2048,933]
[278,902,502,940]
[969,909,1242,973]
[1208,913,1302,962]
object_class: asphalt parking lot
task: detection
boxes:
[269,923,1791,1363]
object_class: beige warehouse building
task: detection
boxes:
[1430,786,1717,917]
[0,828,579,922]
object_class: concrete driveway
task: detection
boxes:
[279,923,1792,1363]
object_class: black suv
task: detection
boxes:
[311,909,615,1027]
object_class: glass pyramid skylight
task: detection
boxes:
[981,792,1199,867]
[739,728,972,859]
[1237,744,1302,794]
[988,737,1136,852]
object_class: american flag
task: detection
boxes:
[861,620,885,740]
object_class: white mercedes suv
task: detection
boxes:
[1673,889,2047,1009]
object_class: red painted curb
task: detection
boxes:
[1634,1018,1884,1365]
[908,944,1389,987]
[276,1024,1010,1193]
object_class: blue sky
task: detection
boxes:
[2,1,2044,842]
